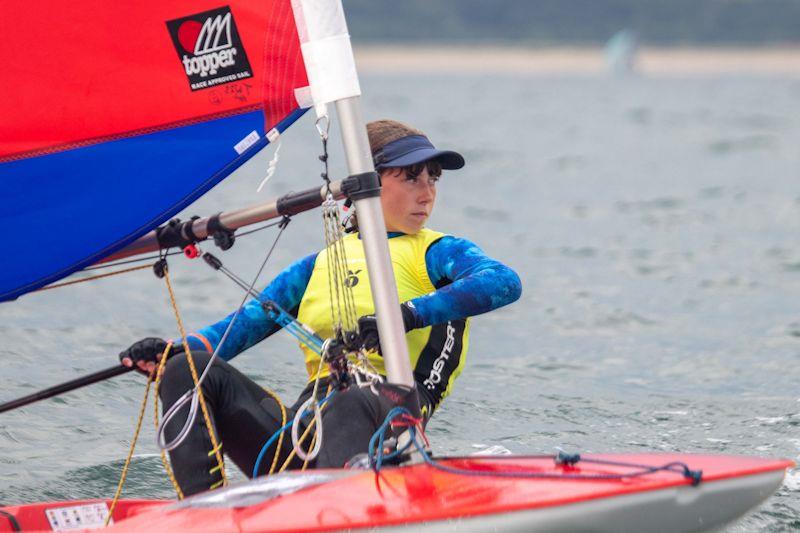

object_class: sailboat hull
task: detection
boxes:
[0,453,791,532]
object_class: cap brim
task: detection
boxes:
[378,147,465,170]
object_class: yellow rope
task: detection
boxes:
[302,432,318,471]
[153,343,184,499]
[34,259,189,503]
[161,265,228,488]
[105,372,154,526]
[102,258,315,502]
[36,264,151,292]
[263,387,288,475]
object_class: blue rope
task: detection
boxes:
[367,406,417,471]
[368,410,703,486]
[252,390,336,477]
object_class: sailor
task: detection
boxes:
[119,119,522,495]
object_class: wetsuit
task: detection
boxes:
[160,231,521,495]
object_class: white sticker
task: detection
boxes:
[293,86,313,109]
[45,502,112,530]
[234,130,260,155]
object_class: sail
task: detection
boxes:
[0,1,309,302]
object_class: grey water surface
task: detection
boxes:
[1,73,799,531]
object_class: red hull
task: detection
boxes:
[1,454,792,532]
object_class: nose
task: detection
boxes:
[417,180,434,204]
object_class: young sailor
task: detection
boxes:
[119,119,522,495]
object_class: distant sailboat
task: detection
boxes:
[605,29,639,75]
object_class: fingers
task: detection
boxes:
[137,360,156,374]
[120,337,168,376]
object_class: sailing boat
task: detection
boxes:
[0,1,791,531]
[605,29,639,75]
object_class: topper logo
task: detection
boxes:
[167,7,253,91]
[194,13,233,54]
[178,14,237,77]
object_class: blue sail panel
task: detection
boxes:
[0,108,305,302]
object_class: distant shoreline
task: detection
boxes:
[354,45,800,75]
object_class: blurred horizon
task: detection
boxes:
[344,0,800,47]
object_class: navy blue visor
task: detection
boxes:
[373,135,465,171]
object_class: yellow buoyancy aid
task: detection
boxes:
[296,229,470,406]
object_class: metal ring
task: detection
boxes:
[315,115,330,140]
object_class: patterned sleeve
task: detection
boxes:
[183,253,317,361]
[407,236,521,327]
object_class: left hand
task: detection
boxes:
[358,302,422,352]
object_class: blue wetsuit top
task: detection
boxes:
[185,234,521,362]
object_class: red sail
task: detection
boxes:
[1,1,307,161]
[0,1,309,301]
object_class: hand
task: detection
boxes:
[357,303,423,353]
[119,337,182,375]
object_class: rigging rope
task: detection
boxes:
[104,365,158,526]
[156,218,290,451]
[251,386,336,477]
[83,250,183,271]
[281,387,331,472]
[161,264,228,488]
[153,343,185,499]
[290,359,327,462]
[368,408,704,486]
[42,218,283,282]
[196,232,337,475]
[35,264,152,292]
[263,387,288,476]
[315,113,360,363]
[322,195,359,341]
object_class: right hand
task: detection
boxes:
[119,337,181,375]
[357,302,423,353]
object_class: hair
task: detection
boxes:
[366,119,425,154]
[345,120,438,233]
[366,119,441,178]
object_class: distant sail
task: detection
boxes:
[605,29,639,75]
[0,1,309,302]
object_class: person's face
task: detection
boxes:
[380,163,440,234]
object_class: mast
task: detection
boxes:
[290,0,413,387]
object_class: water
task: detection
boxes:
[1,72,799,531]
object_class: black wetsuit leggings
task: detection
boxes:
[159,352,427,496]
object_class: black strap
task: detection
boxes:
[181,216,201,242]
[342,171,381,201]
[0,509,21,532]
[206,213,229,235]
[156,218,196,249]
[207,213,236,251]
